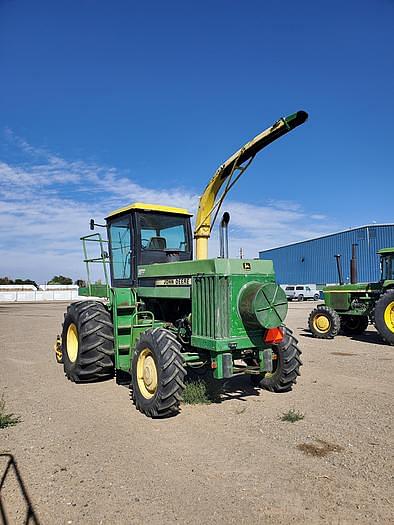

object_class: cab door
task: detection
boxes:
[107,214,136,287]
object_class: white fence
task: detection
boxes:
[0,285,80,302]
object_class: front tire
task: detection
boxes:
[131,328,186,418]
[62,301,114,382]
[308,305,340,339]
[254,327,302,393]
[374,290,394,345]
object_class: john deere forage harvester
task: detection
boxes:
[56,111,308,417]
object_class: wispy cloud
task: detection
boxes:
[0,131,338,282]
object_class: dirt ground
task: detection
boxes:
[0,301,393,525]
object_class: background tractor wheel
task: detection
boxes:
[257,327,302,393]
[131,327,186,418]
[62,301,115,382]
[374,290,394,346]
[340,315,369,335]
[308,305,340,339]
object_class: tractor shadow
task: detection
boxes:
[217,375,261,403]
[298,328,316,338]
[348,330,387,346]
[298,327,388,347]
[207,375,261,404]
[186,368,261,404]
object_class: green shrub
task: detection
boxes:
[182,379,211,405]
[280,408,304,423]
[0,394,21,429]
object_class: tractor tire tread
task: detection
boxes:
[62,301,115,383]
[308,305,340,339]
[131,328,186,418]
[259,326,302,393]
[374,290,394,346]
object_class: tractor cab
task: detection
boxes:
[105,203,193,287]
[379,248,394,283]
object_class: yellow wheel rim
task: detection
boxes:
[384,301,394,333]
[136,348,158,399]
[313,314,330,333]
[66,323,79,363]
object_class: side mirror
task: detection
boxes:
[90,219,95,231]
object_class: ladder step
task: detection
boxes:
[118,324,132,330]
[117,305,135,310]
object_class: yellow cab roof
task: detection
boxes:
[106,202,193,219]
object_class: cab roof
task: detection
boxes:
[106,202,193,220]
[377,247,394,255]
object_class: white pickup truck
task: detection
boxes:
[282,284,321,301]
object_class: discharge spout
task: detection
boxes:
[194,110,308,260]
[238,282,288,329]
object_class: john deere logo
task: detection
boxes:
[243,262,251,271]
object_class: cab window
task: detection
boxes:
[109,216,132,280]
[139,213,189,252]
[382,256,393,280]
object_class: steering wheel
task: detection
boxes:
[141,238,150,250]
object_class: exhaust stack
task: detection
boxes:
[335,254,344,285]
[350,243,358,284]
[219,212,230,258]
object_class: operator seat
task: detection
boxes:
[148,237,167,250]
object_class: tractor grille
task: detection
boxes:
[330,292,350,311]
[192,276,230,339]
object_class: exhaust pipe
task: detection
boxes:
[219,212,230,258]
[350,243,358,284]
[335,254,344,285]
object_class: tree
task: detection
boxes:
[14,278,38,288]
[48,275,73,285]
[0,277,38,288]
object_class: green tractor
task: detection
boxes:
[56,111,308,417]
[308,246,394,345]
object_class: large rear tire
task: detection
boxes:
[374,290,394,346]
[131,327,186,418]
[256,327,302,393]
[308,305,340,339]
[62,301,115,382]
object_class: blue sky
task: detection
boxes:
[0,0,393,282]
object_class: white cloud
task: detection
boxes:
[0,132,337,282]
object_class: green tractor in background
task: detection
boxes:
[308,246,394,345]
[56,111,308,418]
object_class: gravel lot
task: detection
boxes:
[0,301,393,524]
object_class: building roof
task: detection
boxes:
[106,202,193,219]
[377,247,394,255]
[260,224,394,253]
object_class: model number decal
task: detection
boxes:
[156,277,192,286]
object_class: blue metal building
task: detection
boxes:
[259,224,394,285]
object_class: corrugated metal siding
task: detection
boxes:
[259,225,394,285]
